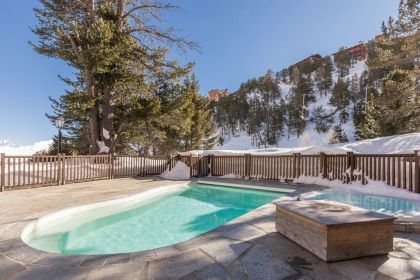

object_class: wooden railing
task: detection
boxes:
[0,153,170,191]
[1,151,419,193]
[195,152,420,194]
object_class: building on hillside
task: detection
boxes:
[333,42,368,62]
[293,54,322,67]
[332,34,389,62]
[208,89,229,102]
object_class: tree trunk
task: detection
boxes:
[101,86,115,154]
[87,70,100,155]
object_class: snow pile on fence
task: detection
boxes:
[161,161,190,180]
[180,132,420,156]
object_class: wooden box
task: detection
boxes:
[275,199,395,262]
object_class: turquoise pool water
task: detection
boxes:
[26,183,283,255]
[312,192,420,216]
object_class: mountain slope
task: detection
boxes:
[182,132,420,156]
[214,55,367,150]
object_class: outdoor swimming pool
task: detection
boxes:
[312,191,420,216]
[22,183,284,255]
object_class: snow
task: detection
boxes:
[181,132,420,156]
[97,141,110,154]
[103,128,110,140]
[0,140,52,156]
[161,161,190,180]
[342,133,420,154]
[296,175,420,202]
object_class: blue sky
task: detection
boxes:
[0,0,398,145]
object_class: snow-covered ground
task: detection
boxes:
[161,161,190,180]
[181,132,420,156]
[0,140,52,156]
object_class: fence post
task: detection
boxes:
[189,155,193,179]
[320,153,328,179]
[245,154,251,180]
[209,155,213,176]
[347,152,355,183]
[0,153,5,192]
[415,150,420,193]
[168,156,172,172]
[57,154,61,186]
[61,155,66,185]
[197,156,202,177]
[109,154,114,179]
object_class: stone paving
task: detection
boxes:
[0,177,420,280]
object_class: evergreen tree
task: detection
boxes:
[330,78,351,123]
[47,134,74,155]
[360,69,419,137]
[311,106,334,134]
[314,56,333,96]
[329,124,349,144]
[182,76,218,150]
[358,99,382,139]
[334,47,353,77]
[32,0,195,154]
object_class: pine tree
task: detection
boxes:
[47,134,74,155]
[314,56,333,96]
[329,124,349,144]
[32,0,195,154]
[365,69,420,136]
[334,47,353,77]
[330,78,351,123]
[358,100,382,139]
[181,76,218,151]
[311,106,334,134]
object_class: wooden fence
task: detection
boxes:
[202,151,420,193]
[1,151,419,193]
[0,153,169,191]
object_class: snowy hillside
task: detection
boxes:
[214,55,368,150]
[182,132,420,156]
[0,140,52,155]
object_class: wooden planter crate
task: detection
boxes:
[275,199,395,262]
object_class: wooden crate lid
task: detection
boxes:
[275,199,395,226]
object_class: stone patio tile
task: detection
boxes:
[247,216,277,233]
[35,254,87,267]
[4,245,49,264]
[147,248,214,280]
[84,262,147,280]
[257,232,317,263]
[9,265,86,280]
[222,224,267,241]
[0,238,27,254]
[183,263,231,280]
[0,221,30,242]
[239,244,297,280]
[172,240,197,252]
[200,238,251,267]
[79,255,108,266]
[154,246,181,258]
[0,254,26,280]
[227,260,247,280]
[131,249,156,262]
[103,253,132,265]
[330,259,376,280]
